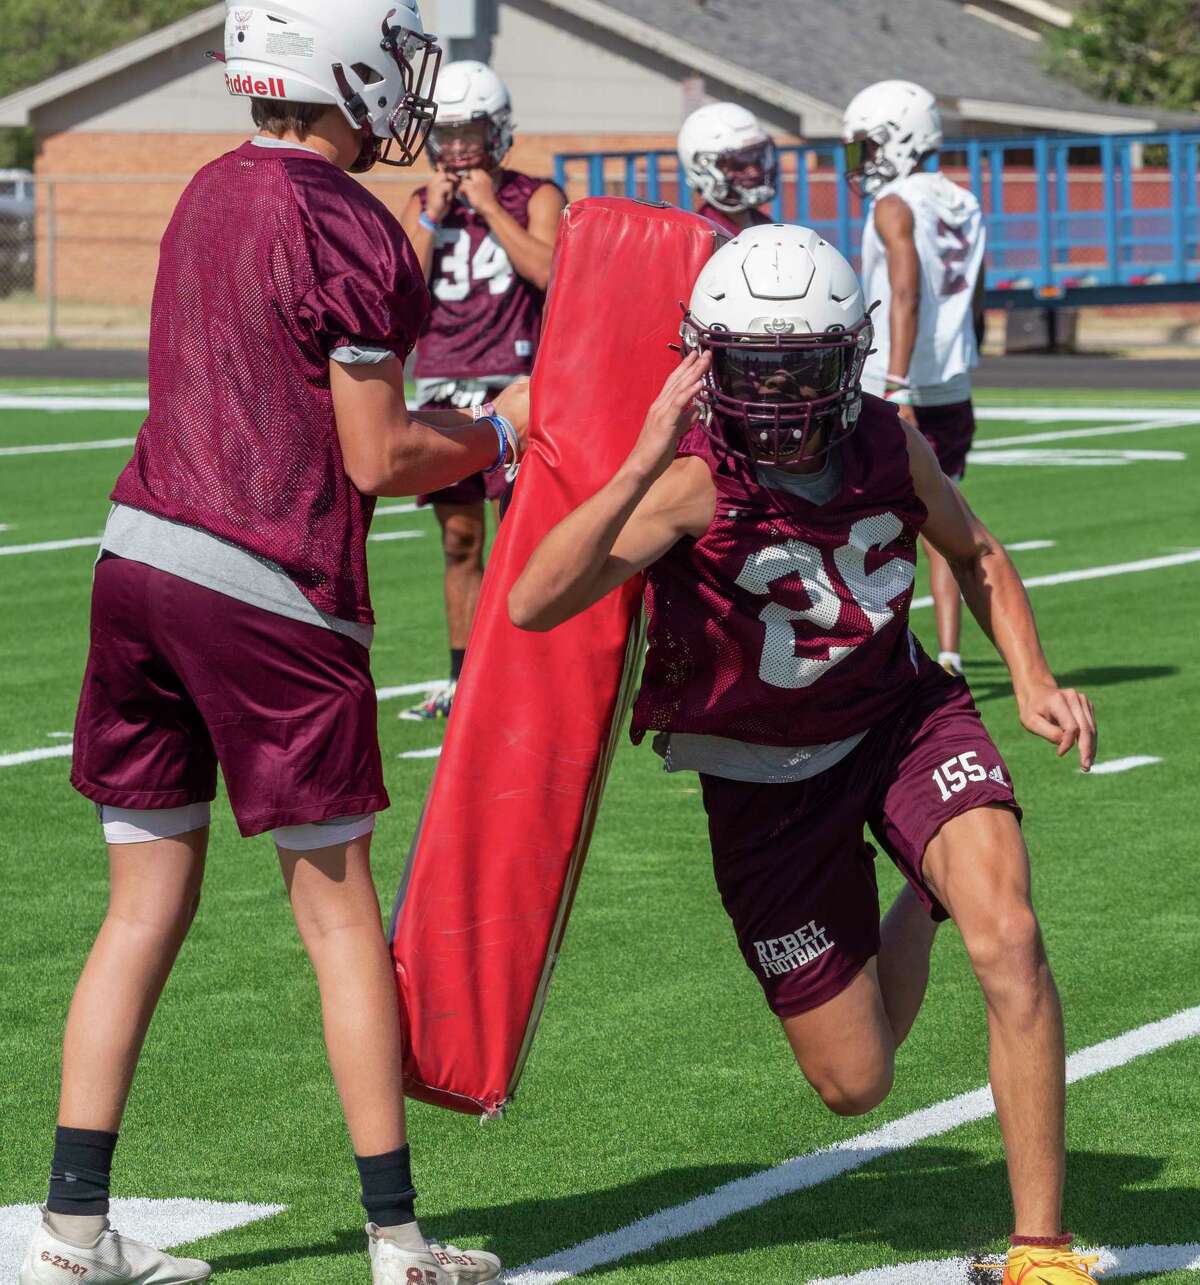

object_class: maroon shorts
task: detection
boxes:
[915,399,976,480]
[71,555,389,837]
[699,659,1019,1018]
[416,393,513,508]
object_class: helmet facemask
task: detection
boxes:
[428,108,513,173]
[844,131,902,199]
[694,139,778,213]
[682,310,874,466]
[336,18,442,172]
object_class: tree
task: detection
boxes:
[0,0,211,167]
[1045,0,1200,112]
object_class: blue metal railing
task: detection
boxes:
[553,131,1200,305]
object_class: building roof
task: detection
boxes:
[0,0,1194,134]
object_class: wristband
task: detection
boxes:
[884,371,912,389]
[418,210,440,233]
[885,387,914,406]
[471,400,497,422]
[480,414,520,475]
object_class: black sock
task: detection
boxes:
[355,1146,417,1227]
[48,1126,118,1216]
[449,648,466,683]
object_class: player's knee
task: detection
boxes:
[441,518,483,567]
[806,1057,894,1117]
[964,902,1046,1002]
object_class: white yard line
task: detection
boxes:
[0,745,74,768]
[0,395,149,412]
[375,502,423,516]
[505,1006,1200,1285]
[0,437,136,457]
[974,408,1199,423]
[911,548,1200,610]
[0,535,100,556]
[399,746,443,760]
[368,530,425,542]
[967,447,1185,467]
[974,418,1196,449]
[1005,540,1055,552]
[1088,756,1163,775]
[376,680,443,701]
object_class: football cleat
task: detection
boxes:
[367,1226,501,1283]
[400,681,457,721]
[20,1210,211,1283]
[996,1245,1101,1285]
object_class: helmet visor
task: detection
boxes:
[713,343,846,405]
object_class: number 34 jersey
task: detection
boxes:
[631,397,930,749]
[412,170,560,381]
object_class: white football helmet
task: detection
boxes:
[681,224,874,465]
[677,102,778,214]
[428,60,514,172]
[841,80,943,198]
[220,0,441,171]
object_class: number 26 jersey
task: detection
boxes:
[631,398,929,749]
[412,170,561,381]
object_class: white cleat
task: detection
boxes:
[19,1211,211,1284]
[367,1225,501,1284]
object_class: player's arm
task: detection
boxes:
[972,269,987,348]
[330,356,527,496]
[459,174,565,290]
[509,352,715,632]
[399,170,460,282]
[903,423,1097,770]
[875,194,920,416]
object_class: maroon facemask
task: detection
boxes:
[682,308,875,465]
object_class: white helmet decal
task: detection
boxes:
[841,80,943,198]
[678,102,778,214]
[682,225,874,465]
[220,0,442,171]
[428,60,514,171]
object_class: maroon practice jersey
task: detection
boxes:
[697,203,774,237]
[111,141,428,624]
[412,170,560,379]
[631,396,928,747]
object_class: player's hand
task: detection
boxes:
[494,378,530,450]
[457,168,499,216]
[425,169,461,223]
[895,402,918,428]
[627,350,711,481]
[1017,682,1097,771]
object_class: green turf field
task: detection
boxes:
[1,380,1198,1284]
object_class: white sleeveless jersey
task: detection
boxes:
[861,171,985,396]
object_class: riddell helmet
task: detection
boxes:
[220,0,441,172]
[678,102,778,214]
[841,80,943,198]
[427,60,514,172]
[681,224,874,466]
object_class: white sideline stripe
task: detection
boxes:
[911,548,1200,610]
[0,436,136,456]
[505,1006,1200,1285]
[0,744,73,768]
[1005,539,1055,551]
[400,746,443,760]
[975,407,1200,422]
[0,395,149,411]
[809,1242,1200,1285]
[0,1199,285,1278]
[368,530,425,542]
[1089,755,1163,775]
[0,535,100,555]
[974,416,1198,448]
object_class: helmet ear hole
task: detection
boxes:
[352,62,384,85]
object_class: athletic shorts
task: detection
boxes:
[699,658,1020,1019]
[71,554,389,838]
[915,399,977,481]
[416,393,512,508]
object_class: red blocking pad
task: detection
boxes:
[390,198,722,1116]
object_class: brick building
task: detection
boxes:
[0,0,1193,312]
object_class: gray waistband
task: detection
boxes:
[652,728,868,783]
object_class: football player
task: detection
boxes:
[510,225,1098,1285]
[399,60,566,721]
[20,5,521,1284]
[678,101,778,236]
[843,80,987,679]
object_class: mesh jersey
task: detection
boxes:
[413,171,559,379]
[696,203,773,238]
[861,171,985,390]
[631,396,928,747]
[111,140,428,625]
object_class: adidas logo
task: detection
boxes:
[988,765,1005,783]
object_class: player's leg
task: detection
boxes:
[438,500,486,659]
[877,881,941,1046]
[922,533,964,672]
[923,805,1066,1240]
